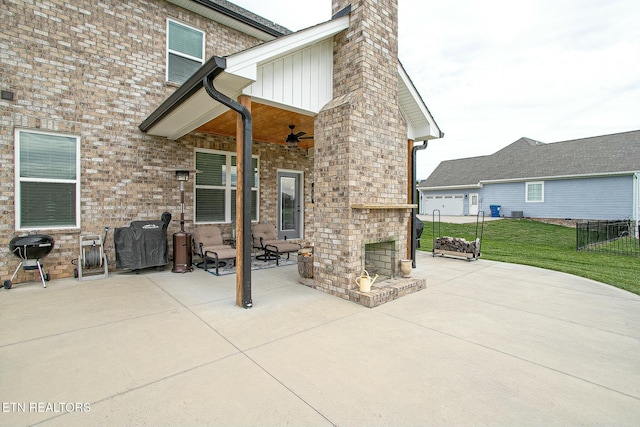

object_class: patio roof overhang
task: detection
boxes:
[139,10,442,145]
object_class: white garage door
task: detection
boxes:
[424,194,464,215]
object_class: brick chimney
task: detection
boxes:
[312,0,410,299]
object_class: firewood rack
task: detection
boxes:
[432,209,485,261]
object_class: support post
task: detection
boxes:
[202,60,253,308]
[235,95,251,307]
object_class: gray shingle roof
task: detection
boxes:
[420,130,640,188]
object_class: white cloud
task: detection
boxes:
[230,0,640,179]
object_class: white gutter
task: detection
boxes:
[419,184,482,191]
[478,170,637,185]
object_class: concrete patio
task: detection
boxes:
[1,250,639,426]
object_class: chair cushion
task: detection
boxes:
[252,223,277,240]
[203,246,236,260]
[263,241,300,253]
[194,226,224,247]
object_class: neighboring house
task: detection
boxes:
[1,0,441,304]
[418,130,640,222]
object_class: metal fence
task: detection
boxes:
[576,220,639,257]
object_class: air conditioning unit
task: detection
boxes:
[511,210,524,219]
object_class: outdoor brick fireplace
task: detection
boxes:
[301,0,426,307]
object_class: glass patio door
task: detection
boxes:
[277,171,302,240]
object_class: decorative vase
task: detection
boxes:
[400,259,412,278]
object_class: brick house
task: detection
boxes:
[0,0,442,306]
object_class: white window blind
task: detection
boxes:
[195,150,259,223]
[167,20,204,84]
[16,129,80,229]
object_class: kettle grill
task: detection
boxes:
[4,234,55,289]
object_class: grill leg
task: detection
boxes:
[9,262,23,282]
[36,261,46,288]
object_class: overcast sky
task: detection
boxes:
[230,0,640,180]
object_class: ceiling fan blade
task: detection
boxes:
[299,136,314,140]
[294,131,306,138]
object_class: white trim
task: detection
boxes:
[225,15,349,81]
[193,148,260,224]
[146,16,349,139]
[166,18,205,84]
[165,0,281,42]
[525,181,544,203]
[419,183,483,191]
[423,170,640,192]
[14,128,81,231]
[398,63,441,140]
[480,170,638,185]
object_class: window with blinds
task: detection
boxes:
[195,149,259,223]
[15,129,80,229]
[167,19,204,84]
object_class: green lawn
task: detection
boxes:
[419,219,640,296]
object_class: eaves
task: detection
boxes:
[419,183,483,191]
[479,170,639,185]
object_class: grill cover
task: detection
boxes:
[114,220,168,270]
[415,216,424,248]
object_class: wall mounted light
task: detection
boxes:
[1,90,15,101]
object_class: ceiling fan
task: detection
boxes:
[285,124,313,148]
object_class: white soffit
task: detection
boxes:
[398,63,441,141]
[147,15,349,139]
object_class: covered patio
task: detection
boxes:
[2,251,640,426]
[139,2,442,308]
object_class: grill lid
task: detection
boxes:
[8,234,55,260]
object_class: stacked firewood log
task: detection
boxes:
[434,237,480,256]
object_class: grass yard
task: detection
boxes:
[419,219,640,296]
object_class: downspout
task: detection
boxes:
[411,140,428,268]
[202,57,253,308]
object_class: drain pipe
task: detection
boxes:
[203,58,253,308]
[411,140,428,268]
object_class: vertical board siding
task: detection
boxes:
[245,40,333,112]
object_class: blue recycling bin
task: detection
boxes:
[489,205,501,217]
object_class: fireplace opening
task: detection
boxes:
[362,237,398,280]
